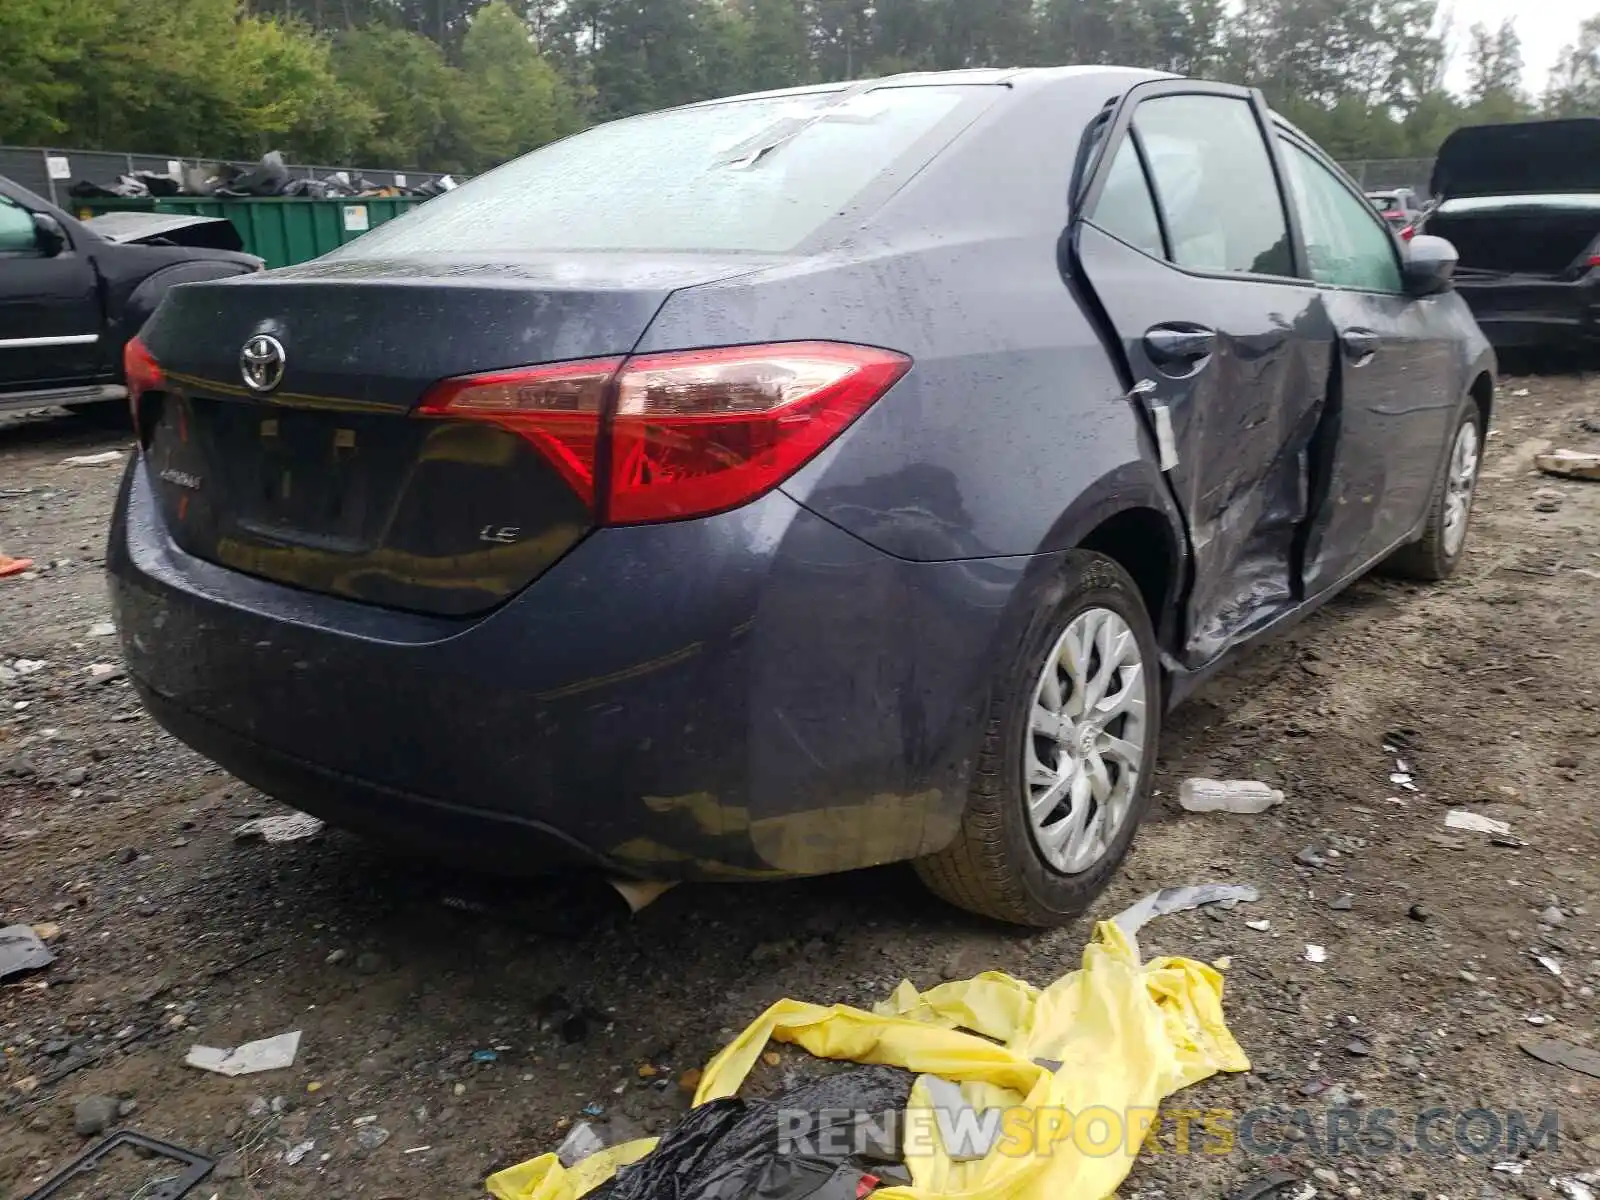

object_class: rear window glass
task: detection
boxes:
[340,87,979,257]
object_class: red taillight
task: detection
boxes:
[1401,225,1416,241]
[416,357,619,505]
[1587,254,1600,268]
[608,342,910,524]
[418,342,911,525]
[124,336,163,428]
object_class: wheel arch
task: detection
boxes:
[1468,367,1494,433]
[1033,462,1189,656]
[1075,505,1184,658]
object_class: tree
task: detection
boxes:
[1,0,1571,177]
[558,0,735,119]
[221,15,377,161]
[458,1,582,164]
[1465,19,1524,108]
[0,0,110,143]
[1545,15,1600,117]
[734,0,814,93]
[335,25,471,168]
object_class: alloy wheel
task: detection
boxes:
[1442,419,1480,559]
[1023,606,1149,875]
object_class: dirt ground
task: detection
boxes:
[2,373,1598,1200]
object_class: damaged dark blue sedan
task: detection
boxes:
[109,67,1494,925]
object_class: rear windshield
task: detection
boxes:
[339,85,983,257]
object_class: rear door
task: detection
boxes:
[1073,82,1335,668]
[1274,132,1461,591]
[0,191,104,389]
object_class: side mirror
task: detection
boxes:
[32,212,67,257]
[1402,234,1456,297]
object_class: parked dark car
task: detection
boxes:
[0,176,260,415]
[1366,187,1423,239]
[108,69,1493,925]
[1423,118,1600,350]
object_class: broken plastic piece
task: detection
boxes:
[186,1030,301,1076]
[1444,810,1511,836]
[1304,944,1328,963]
[284,1139,316,1166]
[1111,882,1261,957]
[0,554,34,580]
[60,450,125,467]
[609,879,678,913]
[234,813,324,843]
[1534,954,1563,977]
[921,1075,998,1162]
[1521,1038,1600,1079]
[0,924,56,981]
[21,1130,214,1200]
[1178,779,1284,814]
[1227,1171,1316,1200]
[555,1122,608,1167]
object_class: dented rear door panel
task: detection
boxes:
[1076,224,1333,666]
[1072,81,1337,669]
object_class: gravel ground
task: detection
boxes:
[2,375,1599,1200]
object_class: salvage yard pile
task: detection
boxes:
[2,376,1600,1199]
[67,150,458,202]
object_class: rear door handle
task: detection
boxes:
[1341,329,1381,363]
[1144,325,1216,366]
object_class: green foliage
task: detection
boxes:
[457,1,583,160]
[333,25,467,169]
[0,0,109,143]
[7,0,1600,176]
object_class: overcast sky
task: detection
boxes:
[1439,2,1583,95]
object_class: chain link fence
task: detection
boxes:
[0,145,455,208]
[1339,157,1435,195]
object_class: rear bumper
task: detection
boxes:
[1454,273,1600,349]
[109,455,1044,880]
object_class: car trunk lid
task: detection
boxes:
[1428,119,1600,278]
[135,252,773,616]
[1432,118,1600,200]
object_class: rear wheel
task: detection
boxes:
[915,552,1160,926]
[1382,398,1482,582]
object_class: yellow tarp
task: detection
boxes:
[486,920,1248,1200]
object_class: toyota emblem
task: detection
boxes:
[240,334,286,393]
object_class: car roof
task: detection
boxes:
[680,65,1176,111]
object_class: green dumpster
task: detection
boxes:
[73,195,422,269]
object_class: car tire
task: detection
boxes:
[1381,398,1483,582]
[915,551,1161,926]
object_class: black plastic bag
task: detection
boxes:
[592,1067,913,1200]
[216,150,291,197]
